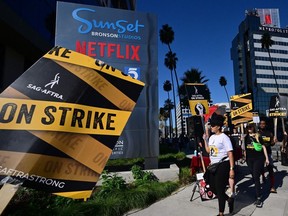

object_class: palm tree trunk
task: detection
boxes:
[267,48,281,139]
[167,43,183,136]
[167,91,172,138]
[169,108,172,139]
[224,86,230,108]
[164,119,167,138]
[267,49,280,95]
[170,69,178,138]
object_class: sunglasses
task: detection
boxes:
[210,124,218,127]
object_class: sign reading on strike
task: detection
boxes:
[0,46,144,199]
[230,93,253,125]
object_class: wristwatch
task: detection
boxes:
[230,167,234,170]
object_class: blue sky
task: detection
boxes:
[136,0,288,108]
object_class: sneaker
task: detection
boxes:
[254,198,263,208]
[270,187,277,193]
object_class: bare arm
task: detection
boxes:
[228,151,234,168]
[262,145,269,166]
[228,151,235,178]
[202,133,210,154]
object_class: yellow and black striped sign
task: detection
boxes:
[0,46,145,199]
[0,98,131,135]
[230,93,253,125]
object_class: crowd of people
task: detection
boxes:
[200,114,284,216]
[159,113,288,215]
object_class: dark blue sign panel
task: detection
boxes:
[55,2,158,159]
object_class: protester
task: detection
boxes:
[203,114,235,216]
[258,118,277,193]
[243,123,269,208]
[178,133,189,152]
[231,128,241,146]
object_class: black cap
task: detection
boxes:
[210,114,225,127]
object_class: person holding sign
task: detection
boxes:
[202,114,235,216]
[243,123,269,208]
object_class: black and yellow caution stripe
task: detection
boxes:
[53,191,93,200]
[0,47,145,199]
[0,150,99,182]
[11,58,120,110]
[44,46,144,86]
[0,130,68,157]
[230,93,253,125]
[231,103,253,118]
[0,87,111,174]
[0,172,95,199]
[0,97,131,136]
[232,116,253,125]
[230,93,252,101]
[54,60,136,111]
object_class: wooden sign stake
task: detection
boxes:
[0,183,20,214]
[274,118,278,139]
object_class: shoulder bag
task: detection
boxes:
[207,156,228,174]
[250,137,263,152]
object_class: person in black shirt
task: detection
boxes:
[258,119,277,193]
[244,123,269,208]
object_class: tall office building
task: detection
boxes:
[0,0,135,92]
[231,9,288,115]
[176,102,192,135]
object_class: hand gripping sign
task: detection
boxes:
[0,46,145,200]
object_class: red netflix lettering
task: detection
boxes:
[131,45,140,61]
[88,42,96,57]
[75,40,140,62]
[107,43,116,58]
[116,44,124,59]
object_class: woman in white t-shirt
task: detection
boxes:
[203,114,235,216]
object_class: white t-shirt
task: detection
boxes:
[208,133,233,164]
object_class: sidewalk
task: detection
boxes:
[125,160,288,216]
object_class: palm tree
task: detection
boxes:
[159,24,174,52]
[163,80,172,100]
[159,107,170,138]
[165,51,178,137]
[160,24,185,136]
[260,32,279,95]
[219,76,230,107]
[261,32,282,138]
[219,76,232,131]
[179,68,211,108]
[164,99,174,138]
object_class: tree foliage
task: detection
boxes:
[179,68,211,107]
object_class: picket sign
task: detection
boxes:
[0,183,20,214]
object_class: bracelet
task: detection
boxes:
[230,167,234,170]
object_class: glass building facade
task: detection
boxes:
[231,9,288,116]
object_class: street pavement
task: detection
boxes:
[125,159,288,216]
